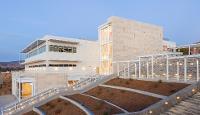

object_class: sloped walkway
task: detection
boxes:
[100,84,167,99]
[0,95,17,108]
[161,92,200,115]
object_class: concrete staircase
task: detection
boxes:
[161,92,200,115]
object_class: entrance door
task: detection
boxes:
[21,82,33,99]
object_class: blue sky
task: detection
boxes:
[0,0,199,61]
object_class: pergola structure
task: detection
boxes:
[113,52,200,83]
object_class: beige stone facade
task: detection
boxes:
[99,16,163,75]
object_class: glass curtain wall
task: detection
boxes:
[100,24,113,75]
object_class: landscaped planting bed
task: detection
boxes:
[23,111,39,115]
[85,86,160,112]
[105,78,189,96]
[0,73,12,95]
[39,98,86,115]
[68,94,123,115]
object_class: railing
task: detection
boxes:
[1,74,106,115]
[71,74,105,90]
[114,53,200,83]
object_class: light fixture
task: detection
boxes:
[165,101,168,105]
[82,67,86,71]
[190,63,194,66]
[149,110,153,114]
[179,63,183,66]
[163,73,166,76]
[55,67,58,71]
[176,96,180,100]
[69,67,73,71]
[192,89,195,92]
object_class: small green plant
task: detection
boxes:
[110,92,114,96]
[64,102,68,106]
[125,81,130,85]
[154,83,159,88]
[57,99,62,103]
[103,111,109,115]
[54,109,62,114]
[158,79,162,84]
[129,78,133,81]
[170,89,176,93]
[94,101,103,110]
[120,90,126,93]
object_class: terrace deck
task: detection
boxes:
[105,78,189,96]
[39,98,86,115]
[85,86,160,112]
[23,111,39,115]
[68,94,123,115]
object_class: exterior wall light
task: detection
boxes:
[149,110,153,114]
[188,74,192,77]
[82,67,86,71]
[69,67,73,71]
[165,101,168,105]
[190,63,194,66]
[176,96,180,100]
[179,63,183,66]
[192,89,195,92]
[163,73,166,76]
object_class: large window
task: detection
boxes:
[29,64,46,68]
[49,64,76,67]
[26,45,46,58]
[49,45,77,53]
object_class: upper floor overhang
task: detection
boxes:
[21,40,46,53]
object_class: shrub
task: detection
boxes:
[110,92,114,96]
[120,90,126,93]
[154,83,159,88]
[125,81,130,85]
[64,102,68,106]
[170,89,176,93]
[97,91,102,95]
[57,99,62,103]
[55,109,62,114]
[94,101,103,110]
[129,78,133,81]
[158,80,162,84]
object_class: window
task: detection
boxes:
[29,64,46,68]
[26,45,46,58]
[49,64,77,67]
[49,45,77,53]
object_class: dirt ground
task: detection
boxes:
[23,111,39,115]
[0,72,12,96]
[68,94,123,115]
[39,98,86,115]
[85,86,160,112]
[105,78,189,96]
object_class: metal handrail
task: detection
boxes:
[1,74,106,115]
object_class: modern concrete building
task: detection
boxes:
[12,35,99,100]
[99,16,163,75]
[12,16,169,100]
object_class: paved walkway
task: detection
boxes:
[81,93,129,114]
[0,95,17,108]
[100,84,167,99]
[161,92,200,115]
